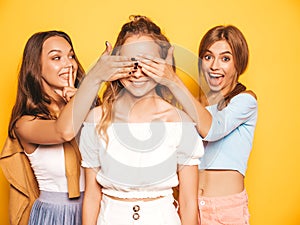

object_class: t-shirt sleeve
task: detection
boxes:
[177,123,204,165]
[79,122,101,168]
[204,93,258,142]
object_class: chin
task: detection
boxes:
[130,92,148,98]
[208,85,222,93]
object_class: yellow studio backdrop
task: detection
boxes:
[0,0,299,224]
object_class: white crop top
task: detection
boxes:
[79,122,204,198]
[25,144,85,192]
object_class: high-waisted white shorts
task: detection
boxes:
[97,194,181,225]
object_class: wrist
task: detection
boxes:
[84,72,104,86]
[167,76,184,90]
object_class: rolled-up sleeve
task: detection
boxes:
[177,123,204,165]
[204,94,258,142]
[79,122,102,168]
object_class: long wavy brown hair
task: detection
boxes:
[98,15,178,143]
[8,31,86,139]
[198,25,249,110]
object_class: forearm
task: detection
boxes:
[177,165,199,225]
[82,192,101,225]
[167,76,212,137]
[83,168,102,225]
[179,200,199,225]
[55,74,103,141]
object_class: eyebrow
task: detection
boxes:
[220,51,232,55]
[47,49,74,55]
[205,49,232,55]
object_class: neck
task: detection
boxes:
[208,80,239,105]
[114,91,160,122]
[207,91,223,105]
[42,80,66,108]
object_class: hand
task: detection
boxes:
[62,67,77,102]
[87,41,136,83]
[137,46,179,87]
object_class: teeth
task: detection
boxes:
[60,74,68,79]
[209,73,223,78]
[132,81,146,85]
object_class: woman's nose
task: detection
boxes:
[210,59,220,70]
[63,57,74,67]
[132,67,144,78]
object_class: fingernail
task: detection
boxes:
[131,57,136,61]
[129,72,132,75]
[105,41,108,46]
[134,62,138,66]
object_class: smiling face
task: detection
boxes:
[201,40,238,96]
[41,36,78,96]
[119,35,160,98]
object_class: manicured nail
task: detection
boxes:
[131,57,136,61]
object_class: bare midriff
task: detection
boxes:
[198,170,244,197]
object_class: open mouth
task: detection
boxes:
[206,73,224,87]
[209,73,224,79]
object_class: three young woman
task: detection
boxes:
[1,15,257,225]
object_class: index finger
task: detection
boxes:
[68,67,74,88]
[165,46,174,66]
[137,54,165,64]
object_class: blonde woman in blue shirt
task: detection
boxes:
[139,25,258,225]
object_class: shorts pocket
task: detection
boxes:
[216,204,249,225]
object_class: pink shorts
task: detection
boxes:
[198,189,250,225]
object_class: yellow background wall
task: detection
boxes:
[1,0,299,224]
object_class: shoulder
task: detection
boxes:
[227,91,258,114]
[15,115,35,137]
[15,115,39,152]
[159,100,193,122]
[16,115,38,126]
[85,106,102,123]
[174,109,193,122]
[242,90,257,100]
[231,90,258,104]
